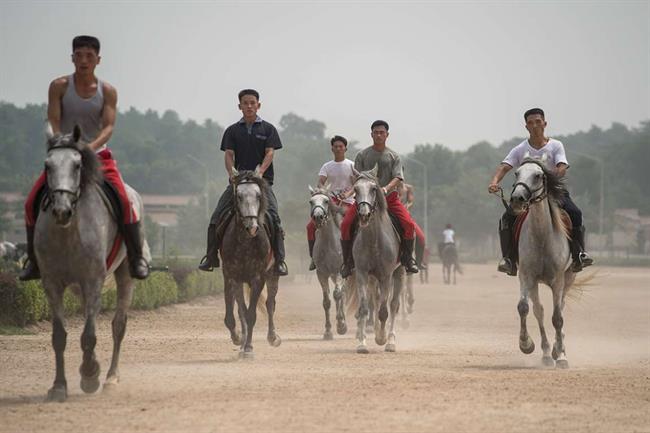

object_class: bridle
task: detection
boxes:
[45,146,82,211]
[233,179,261,219]
[511,159,548,208]
[310,192,330,227]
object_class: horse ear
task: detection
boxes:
[254,165,263,178]
[231,167,239,178]
[73,124,81,143]
[541,153,548,164]
[308,185,315,194]
[44,122,55,150]
[323,181,331,192]
[369,164,379,178]
[523,151,530,160]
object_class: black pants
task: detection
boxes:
[501,191,583,229]
[210,184,285,260]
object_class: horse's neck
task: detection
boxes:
[526,198,555,238]
[360,210,395,245]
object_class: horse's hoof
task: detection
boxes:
[542,356,555,367]
[46,386,67,402]
[336,322,347,335]
[239,348,254,360]
[80,376,101,394]
[323,331,334,341]
[356,345,369,354]
[552,346,559,360]
[268,335,282,347]
[103,374,119,389]
[519,337,535,354]
[375,335,387,346]
[385,343,396,352]
[231,334,242,346]
[555,359,569,369]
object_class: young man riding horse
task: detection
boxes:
[306,135,355,271]
[20,35,149,281]
[488,108,594,275]
[340,120,420,278]
[198,89,288,276]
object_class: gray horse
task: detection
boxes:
[221,168,281,358]
[308,185,349,339]
[36,125,148,401]
[352,166,404,354]
[510,155,576,368]
[440,243,462,285]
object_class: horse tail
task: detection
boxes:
[564,270,598,301]
[244,284,268,316]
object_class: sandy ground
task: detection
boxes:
[1,264,649,433]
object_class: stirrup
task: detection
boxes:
[19,259,40,281]
[129,257,150,280]
[341,263,353,279]
[403,259,419,274]
[497,258,517,276]
[275,261,288,276]
[198,254,219,272]
[309,260,316,271]
[580,252,593,267]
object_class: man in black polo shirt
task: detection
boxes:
[198,89,288,276]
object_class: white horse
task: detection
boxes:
[510,155,576,368]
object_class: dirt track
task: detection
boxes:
[1,264,649,433]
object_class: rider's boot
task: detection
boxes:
[401,238,419,274]
[415,237,427,270]
[570,226,594,272]
[123,222,150,280]
[308,239,316,271]
[19,225,40,281]
[273,226,288,276]
[198,224,220,272]
[497,219,517,276]
[340,239,354,278]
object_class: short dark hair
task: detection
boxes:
[238,89,260,101]
[371,120,389,131]
[330,135,348,147]
[524,108,545,121]
[72,35,100,54]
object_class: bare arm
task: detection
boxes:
[47,78,66,133]
[488,163,513,193]
[317,175,327,187]
[225,149,235,181]
[383,177,402,195]
[86,83,117,151]
[556,163,568,178]
[258,148,274,177]
[405,185,415,209]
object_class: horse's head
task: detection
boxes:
[354,165,382,227]
[232,167,267,238]
[44,123,100,226]
[308,183,331,228]
[510,156,547,214]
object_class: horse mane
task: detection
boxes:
[355,171,387,213]
[521,157,569,239]
[48,134,103,190]
[233,170,269,219]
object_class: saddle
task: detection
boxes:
[512,209,572,265]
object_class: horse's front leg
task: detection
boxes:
[386,269,403,352]
[453,264,457,285]
[517,276,535,355]
[241,277,264,358]
[529,285,553,367]
[105,261,133,388]
[223,276,242,346]
[354,272,369,354]
[374,277,391,346]
[316,271,333,340]
[332,274,347,335]
[79,278,104,394]
[234,282,247,352]
[43,283,68,402]
[551,278,569,369]
[265,275,281,347]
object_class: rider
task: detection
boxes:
[307,135,355,271]
[438,223,455,257]
[398,179,427,269]
[20,35,149,281]
[198,89,288,276]
[340,120,419,278]
[488,108,594,275]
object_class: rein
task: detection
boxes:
[45,146,82,210]
[310,192,330,227]
[512,160,548,208]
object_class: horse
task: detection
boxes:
[351,166,404,353]
[439,243,462,284]
[509,154,576,368]
[308,184,349,339]
[35,124,149,401]
[221,167,281,358]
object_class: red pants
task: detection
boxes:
[25,148,136,227]
[414,222,426,247]
[306,199,351,241]
[341,191,416,240]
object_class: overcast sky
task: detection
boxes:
[1,1,648,152]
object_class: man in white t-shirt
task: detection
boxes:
[488,108,593,275]
[443,224,455,244]
[307,135,355,270]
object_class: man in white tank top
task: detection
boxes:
[488,108,593,275]
[21,36,149,280]
[307,135,355,270]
